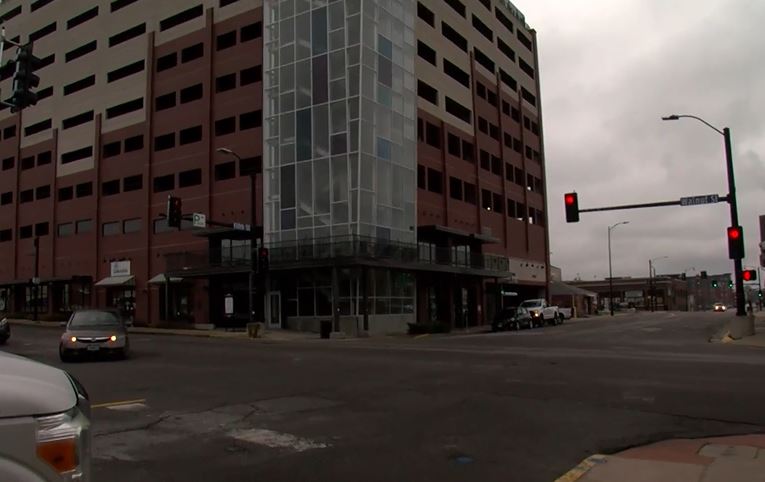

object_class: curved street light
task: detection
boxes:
[608,221,629,316]
[662,114,745,316]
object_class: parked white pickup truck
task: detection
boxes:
[518,299,563,326]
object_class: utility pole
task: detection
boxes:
[648,259,653,312]
[33,236,39,321]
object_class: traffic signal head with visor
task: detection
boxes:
[564,192,579,223]
[727,226,744,260]
[742,270,757,282]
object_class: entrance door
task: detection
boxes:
[267,292,281,329]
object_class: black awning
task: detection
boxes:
[418,225,500,244]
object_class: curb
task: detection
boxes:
[555,454,607,482]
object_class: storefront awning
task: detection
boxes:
[95,275,135,287]
[147,274,184,284]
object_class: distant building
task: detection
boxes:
[568,276,689,312]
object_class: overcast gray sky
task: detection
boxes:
[520,0,765,280]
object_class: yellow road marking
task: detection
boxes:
[91,398,146,409]
[413,334,429,340]
[555,454,607,482]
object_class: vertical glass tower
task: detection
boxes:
[263,0,417,246]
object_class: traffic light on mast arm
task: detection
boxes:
[742,270,757,282]
[6,43,42,113]
[166,196,182,228]
[564,192,579,223]
[727,225,744,260]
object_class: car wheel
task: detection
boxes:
[59,345,72,363]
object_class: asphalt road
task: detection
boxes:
[3,311,765,482]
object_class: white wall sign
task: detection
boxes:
[111,260,131,277]
[224,293,234,316]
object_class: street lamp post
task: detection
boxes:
[608,221,629,316]
[217,148,258,325]
[662,114,745,317]
[648,256,669,312]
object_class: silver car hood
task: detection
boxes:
[0,351,76,418]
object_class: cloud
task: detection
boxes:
[521,0,765,279]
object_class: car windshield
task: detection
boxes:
[69,311,121,328]
[519,300,542,308]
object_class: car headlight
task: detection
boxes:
[36,405,90,481]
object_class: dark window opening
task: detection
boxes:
[447,133,461,156]
[216,31,237,51]
[522,87,537,107]
[103,141,121,158]
[111,0,139,12]
[215,117,236,136]
[180,84,203,103]
[106,98,144,119]
[154,133,175,151]
[76,219,93,233]
[109,23,146,47]
[495,9,514,33]
[107,60,145,82]
[3,125,16,138]
[181,43,204,63]
[478,117,488,134]
[62,111,95,130]
[153,174,175,192]
[37,86,54,101]
[493,192,503,213]
[58,186,73,201]
[239,156,261,176]
[0,191,11,205]
[179,126,203,145]
[497,38,515,62]
[65,40,97,63]
[449,177,462,200]
[216,73,237,92]
[38,54,55,70]
[417,80,438,105]
[514,167,524,186]
[417,2,434,26]
[471,15,493,41]
[156,53,177,72]
[1,6,21,22]
[499,68,517,91]
[489,123,499,140]
[102,221,120,237]
[505,163,513,182]
[507,199,516,218]
[37,151,52,166]
[25,119,52,137]
[123,218,142,234]
[462,140,474,162]
[417,165,426,189]
[1,157,13,170]
[35,222,49,237]
[0,229,13,242]
[425,122,441,148]
[478,0,491,10]
[215,161,236,181]
[417,40,437,66]
[474,48,495,73]
[443,0,465,17]
[519,57,535,79]
[21,156,35,171]
[487,91,497,106]
[491,155,501,175]
[441,22,467,52]
[427,168,443,194]
[240,22,263,41]
[517,30,533,51]
[102,179,120,196]
[123,174,143,192]
[124,135,144,152]
[443,59,469,88]
[481,189,492,210]
[513,137,522,153]
[512,106,520,122]
[76,182,93,198]
[220,0,240,6]
[160,5,203,32]
[417,118,424,142]
[63,75,96,96]
[503,133,512,149]
[476,82,486,98]
[240,110,262,130]
[61,146,93,164]
[19,225,33,239]
[178,168,202,188]
[464,182,476,204]
[480,150,489,170]
[67,6,99,30]
[502,100,510,115]
[20,189,34,203]
[240,65,262,85]
[445,97,471,124]
[155,92,176,111]
[30,22,57,43]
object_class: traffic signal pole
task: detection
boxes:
[723,128,746,317]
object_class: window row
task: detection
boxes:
[156,83,204,111]
[58,182,93,201]
[15,151,52,172]
[476,81,498,107]
[101,217,142,237]
[103,135,144,158]
[156,43,205,72]
[18,185,51,204]
[417,118,442,149]
[215,64,262,92]
[446,133,474,163]
[55,219,94,238]
[447,176,478,205]
[102,175,144,197]
[214,110,263,136]
[216,22,263,51]
[153,168,203,193]
[477,116,500,140]
[18,222,50,239]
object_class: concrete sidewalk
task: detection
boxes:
[557,434,765,482]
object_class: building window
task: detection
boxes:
[215,117,236,136]
[489,124,499,140]
[417,80,438,106]
[417,41,437,66]
[109,23,146,47]
[3,125,16,139]
[493,193,504,213]
[487,91,497,106]
[497,38,515,62]
[216,73,237,92]
[178,168,202,188]
[462,140,474,162]
[156,52,177,72]
[103,141,121,158]
[0,191,11,205]
[445,97,471,124]
[65,40,97,63]
[443,59,469,88]
[215,161,236,181]
[449,177,462,200]
[30,22,57,43]
[160,5,203,32]
[153,174,175,192]
[1,6,21,22]
[24,119,52,137]
[63,75,96,96]
[21,156,35,171]
[220,0,240,6]
[20,189,34,203]
[443,0,465,17]
[19,225,33,239]
[471,15,493,41]
[481,189,492,210]
[507,199,516,218]
[58,186,73,201]
[240,22,262,41]
[107,60,145,82]
[179,126,203,145]
[239,110,262,130]
[180,84,203,103]
[37,151,52,166]
[514,167,524,186]
[476,82,486,99]
[76,219,93,234]
[417,2,434,27]
[0,229,11,242]
[106,97,143,119]
[441,22,467,52]
[111,0,138,12]
[426,168,442,194]
[480,149,489,170]
[154,133,175,151]
[76,182,93,198]
[463,182,476,204]
[478,117,488,134]
[499,68,517,91]
[62,111,95,130]
[156,92,176,111]
[67,6,99,30]
[36,185,51,200]
[447,134,461,157]
[124,135,144,152]
[181,43,204,63]
[495,9,514,33]
[57,222,74,237]
[239,156,261,176]
[35,222,49,236]
[38,54,55,71]
[505,163,513,182]
[491,155,501,175]
[502,100,510,116]
[519,58,535,79]
[216,31,237,51]
[417,165,426,189]
[123,218,142,234]
[240,65,262,85]
[1,157,13,170]
[102,221,120,236]
[474,48,495,73]
[123,174,143,192]
[102,179,120,196]
[37,87,54,102]
[517,30,533,52]
[61,146,93,164]
[425,122,440,148]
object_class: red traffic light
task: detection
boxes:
[564,192,579,223]
[727,225,744,259]
[565,194,575,205]
[728,226,741,239]
[743,271,752,281]
[743,270,757,282]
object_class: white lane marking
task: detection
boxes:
[105,403,147,412]
[229,428,329,452]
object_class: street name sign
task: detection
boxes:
[680,194,720,206]
[192,213,206,228]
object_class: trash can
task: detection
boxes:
[320,320,332,339]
